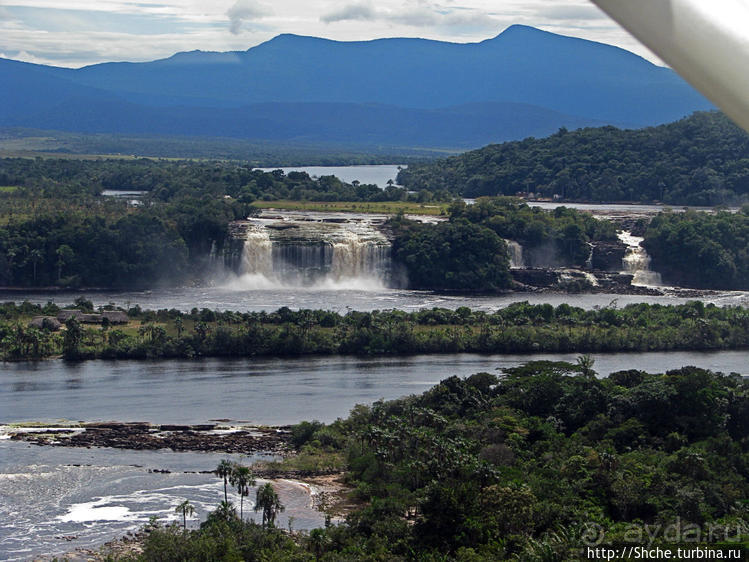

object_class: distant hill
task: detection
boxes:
[397,112,749,206]
[0,26,713,149]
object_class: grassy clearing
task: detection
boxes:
[0,186,19,192]
[251,199,448,215]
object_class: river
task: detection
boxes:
[0,443,323,560]
[3,352,749,426]
[3,287,749,314]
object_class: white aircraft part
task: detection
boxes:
[591,0,749,133]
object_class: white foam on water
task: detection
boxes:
[58,500,134,523]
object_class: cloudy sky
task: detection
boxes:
[0,0,660,68]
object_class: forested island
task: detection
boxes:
[397,112,749,206]
[644,210,749,289]
[48,361,749,560]
[2,300,748,362]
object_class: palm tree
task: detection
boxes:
[255,482,284,527]
[230,464,255,520]
[307,528,330,561]
[576,354,596,378]
[29,248,43,283]
[214,500,236,522]
[175,499,195,530]
[214,459,234,503]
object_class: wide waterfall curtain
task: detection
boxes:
[591,0,749,134]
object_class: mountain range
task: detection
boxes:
[1,25,713,149]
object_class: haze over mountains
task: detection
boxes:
[1,25,712,149]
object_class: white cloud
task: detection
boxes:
[321,2,377,24]
[539,5,606,21]
[320,1,495,31]
[226,0,272,34]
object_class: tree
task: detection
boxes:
[255,482,284,527]
[229,464,255,520]
[214,459,234,504]
[576,354,596,378]
[62,318,83,360]
[174,499,194,530]
[29,248,43,283]
[55,244,74,282]
[213,500,236,522]
[307,528,331,560]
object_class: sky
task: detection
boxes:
[0,0,661,68]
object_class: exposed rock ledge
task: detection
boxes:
[8,422,292,455]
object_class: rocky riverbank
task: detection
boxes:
[33,532,145,562]
[7,422,292,455]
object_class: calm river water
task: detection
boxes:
[255,165,404,187]
[3,352,749,426]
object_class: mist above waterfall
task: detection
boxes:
[223,272,388,291]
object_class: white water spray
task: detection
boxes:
[505,240,525,269]
[618,231,662,286]
[228,213,393,290]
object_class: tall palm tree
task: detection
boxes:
[255,482,285,527]
[214,459,234,503]
[230,464,255,520]
[175,499,195,530]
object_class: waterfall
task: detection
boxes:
[617,231,662,286]
[330,231,391,280]
[241,225,273,278]
[505,240,525,269]
[234,214,392,288]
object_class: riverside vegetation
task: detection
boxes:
[2,300,748,361]
[125,361,749,560]
[643,209,749,290]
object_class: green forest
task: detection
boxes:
[643,209,749,289]
[124,361,749,560]
[0,157,425,202]
[397,112,749,205]
[2,300,748,361]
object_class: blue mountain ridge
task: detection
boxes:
[1,25,713,149]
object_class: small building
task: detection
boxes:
[56,309,129,325]
[101,310,129,324]
[29,316,62,331]
[57,310,84,322]
[81,314,102,324]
